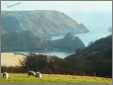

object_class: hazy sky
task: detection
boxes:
[1,1,112,46]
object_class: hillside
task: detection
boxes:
[65,35,112,77]
[1,53,25,67]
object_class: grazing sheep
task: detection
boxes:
[28,71,36,76]
[35,72,42,78]
[3,72,9,79]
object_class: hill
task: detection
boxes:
[65,35,112,77]
[1,10,87,51]
[1,10,88,38]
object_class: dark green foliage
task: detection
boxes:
[2,66,26,73]
[65,35,112,77]
[24,54,48,71]
[24,54,66,74]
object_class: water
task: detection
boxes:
[35,51,74,58]
[14,51,74,59]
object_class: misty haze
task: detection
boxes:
[0,1,112,84]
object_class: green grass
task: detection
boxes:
[0,73,112,84]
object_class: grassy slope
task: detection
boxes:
[0,73,112,84]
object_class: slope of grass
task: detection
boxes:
[0,73,112,84]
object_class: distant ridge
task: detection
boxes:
[1,10,88,51]
[1,10,88,38]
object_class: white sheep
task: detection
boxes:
[28,71,36,76]
[35,72,42,78]
[3,72,9,79]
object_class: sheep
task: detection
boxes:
[3,72,9,79]
[28,71,36,76]
[35,72,42,78]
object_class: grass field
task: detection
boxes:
[0,73,112,84]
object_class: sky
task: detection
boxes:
[1,1,112,46]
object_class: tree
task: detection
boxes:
[24,53,48,71]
